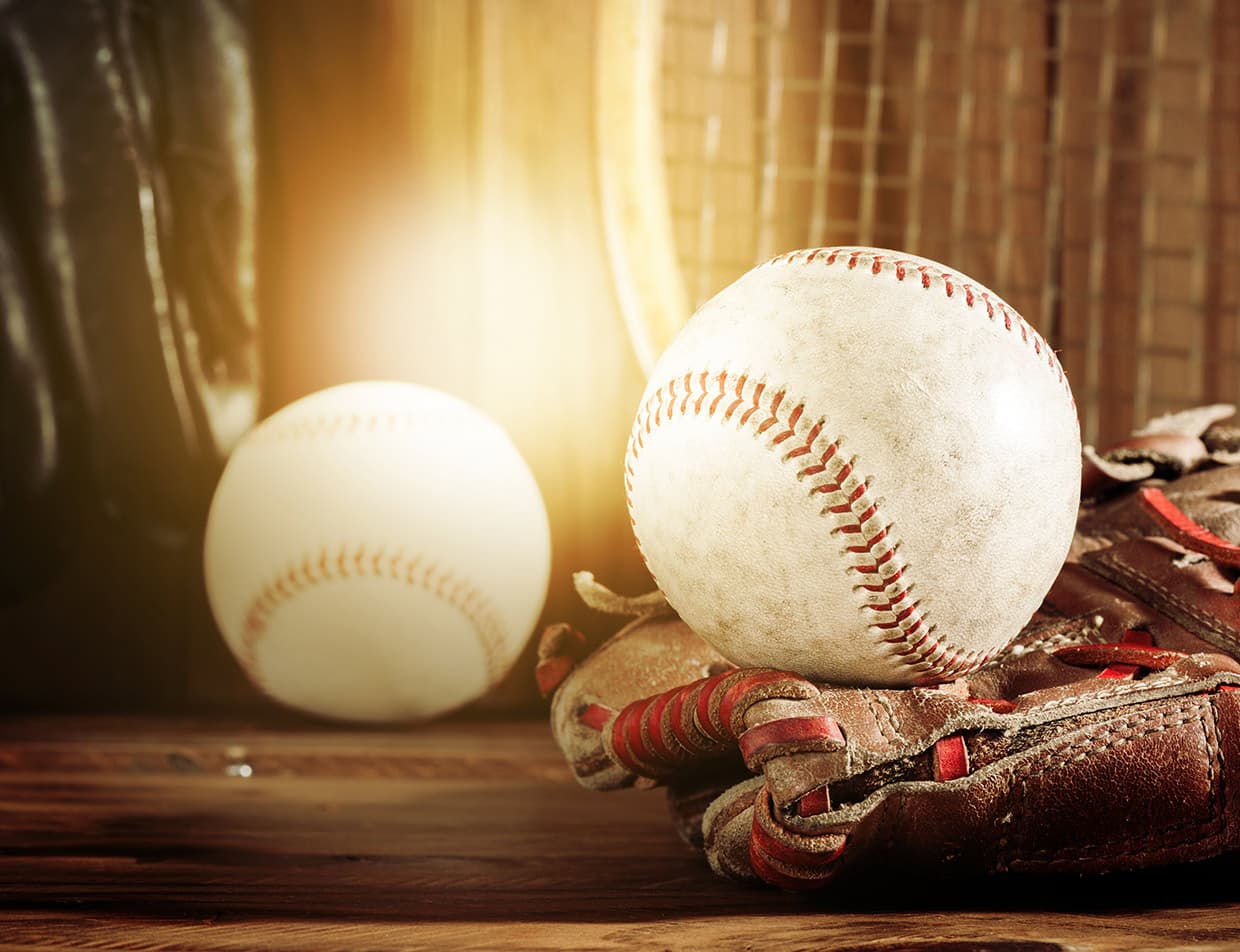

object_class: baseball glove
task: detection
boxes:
[538,408,1240,888]
[0,0,260,599]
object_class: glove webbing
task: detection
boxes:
[1054,628,1184,679]
[582,668,845,779]
[1138,486,1240,582]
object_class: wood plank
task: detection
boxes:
[0,718,1238,950]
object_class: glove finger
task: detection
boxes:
[701,775,763,883]
[543,612,732,790]
[665,758,751,849]
[702,775,850,889]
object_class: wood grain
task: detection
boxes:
[0,717,1238,951]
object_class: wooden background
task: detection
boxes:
[657,0,1240,444]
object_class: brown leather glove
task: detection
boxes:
[539,421,1240,889]
[0,0,260,594]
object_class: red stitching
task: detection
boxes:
[239,545,507,684]
[626,371,992,683]
[250,412,472,445]
[766,247,1074,408]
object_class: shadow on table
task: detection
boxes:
[2,780,1239,926]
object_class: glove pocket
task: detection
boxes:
[996,691,1238,873]
[807,690,1240,879]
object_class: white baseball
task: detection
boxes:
[203,381,551,722]
[625,247,1081,686]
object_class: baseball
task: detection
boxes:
[203,381,551,722]
[625,247,1081,686]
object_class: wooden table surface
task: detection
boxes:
[0,716,1237,951]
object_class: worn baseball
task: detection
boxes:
[203,381,551,722]
[625,247,1081,686]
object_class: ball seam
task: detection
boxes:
[625,369,993,682]
[238,544,508,686]
[766,247,1076,412]
[246,411,497,446]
